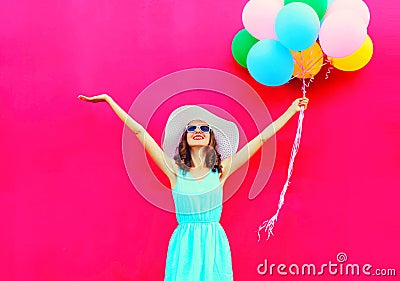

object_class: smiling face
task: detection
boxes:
[186,120,211,148]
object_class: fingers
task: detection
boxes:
[77,94,107,103]
[294,97,308,102]
[77,94,92,101]
[297,97,309,110]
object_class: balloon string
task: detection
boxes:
[293,57,327,79]
[305,44,316,76]
[291,54,304,80]
[304,77,314,89]
[301,77,307,97]
[292,54,303,71]
[325,58,334,80]
[257,79,307,241]
[302,55,323,77]
[292,46,324,79]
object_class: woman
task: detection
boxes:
[78,93,309,280]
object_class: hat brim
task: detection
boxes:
[162,105,239,160]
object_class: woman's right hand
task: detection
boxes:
[77,93,110,103]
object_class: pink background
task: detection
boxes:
[1,0,399,280]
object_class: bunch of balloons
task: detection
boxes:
[232,0,373,86]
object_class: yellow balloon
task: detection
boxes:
[291,42,324,79]
[330,35,374,72]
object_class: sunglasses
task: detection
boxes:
[186,125,211,133]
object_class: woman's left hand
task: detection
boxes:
[290,97,309,112]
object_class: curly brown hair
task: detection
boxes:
[173,129,223,173]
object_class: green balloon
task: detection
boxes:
[284,0,328,20]
[231,29,258,68]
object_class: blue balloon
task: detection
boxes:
[247,39,294,86]
[275,2,320,51]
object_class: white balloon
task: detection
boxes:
[242,0,284,40]
[325,0,370,26]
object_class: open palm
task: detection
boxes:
[77,94,109,103]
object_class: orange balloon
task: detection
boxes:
[291,42,324,79]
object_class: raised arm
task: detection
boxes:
[221,97,309,179]
[78,94,178,180]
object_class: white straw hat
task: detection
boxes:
[162,105,239,160]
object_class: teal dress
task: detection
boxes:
[164,168,233,281]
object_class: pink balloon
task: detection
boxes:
[319,10,367,58]
[242,0,284,40]
[325,0,370,26]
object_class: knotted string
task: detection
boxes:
[325,58,334,80]
[257,48,331,241]
[257,78,308,242]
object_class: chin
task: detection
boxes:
[189,142,208,147]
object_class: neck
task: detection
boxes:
[190,147,207,169]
